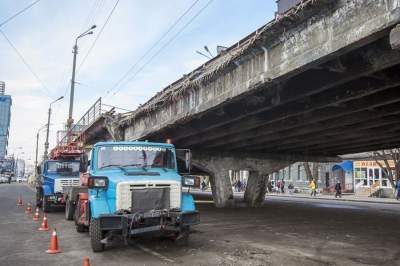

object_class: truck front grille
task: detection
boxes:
[116,180,181,211]
[54,178,80,193]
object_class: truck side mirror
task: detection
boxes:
[80,154,88,172]
[176,149,192,174]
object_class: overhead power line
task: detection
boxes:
[0,29,52,97]
[0,0,41,27]
[110,0,214,97]
[77,0,120,72]
[105,0,202,96]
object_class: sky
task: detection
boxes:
[0,0,276,164]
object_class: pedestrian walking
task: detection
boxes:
[288,183,294,195]
[335,181,342,198]
[201,180,207,191]
[237,180,242,192]
[267,181,273,193]
[309,178,317,197]
[396,179,400,200]
[281,180,285,193]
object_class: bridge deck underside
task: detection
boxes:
[145,36,400,157]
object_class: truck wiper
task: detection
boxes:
[121,164,148,172]
[99,164,127,173]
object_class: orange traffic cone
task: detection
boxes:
[46,229,61,254]
[39,213,49,231]
[83,257,90,266]
[25,203,32,214]
[17,196,23,206]
[33,207,40,221]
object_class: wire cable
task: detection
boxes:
[0,0,41,27]
[77,0,120,72]
[110,0,214,97]
[104,0,202,96]
[0,29,52,97]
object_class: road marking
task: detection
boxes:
[135,243,175,263]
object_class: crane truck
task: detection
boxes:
[64,141,200,252]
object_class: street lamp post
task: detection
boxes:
[35,124,47,171]
[43,96,64,159]
[67,25,96,131]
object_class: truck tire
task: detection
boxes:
[90,219,105,252]
[65,199,75,221]
[172,226,190,245]
[42,195,51,213]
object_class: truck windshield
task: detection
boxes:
[97,146,176,170]
[47,161,80,174]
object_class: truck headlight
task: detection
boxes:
[88,176,108,189]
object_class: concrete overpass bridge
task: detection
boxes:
[68,0,400,207]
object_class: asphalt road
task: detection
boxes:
[1,183,400,266]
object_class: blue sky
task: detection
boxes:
[0,0,276,161]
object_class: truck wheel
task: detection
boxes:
[65,199,75,221]
[90,219,105,252]
[42,196,51,213]
[173,226,190,245]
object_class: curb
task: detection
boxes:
[266,194,400,205]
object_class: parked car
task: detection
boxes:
[0,176,8,183]
[17,177,27,183]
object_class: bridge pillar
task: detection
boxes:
[191,151,290,208]
[244,171,268,207]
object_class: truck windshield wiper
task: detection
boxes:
[99,164,127,173]
[121,163,148,172]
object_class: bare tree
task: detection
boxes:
[372,148,400,188]
[303,162,319,181]
[303,162,312,181]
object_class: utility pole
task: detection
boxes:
[43,96,64,160]
[35,131,39,170]
[67,43,78,131]
[66,25,96,132]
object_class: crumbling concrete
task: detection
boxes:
[191,151,290,207]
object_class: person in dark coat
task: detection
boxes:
[396,179,400,200]
[335,181,342,198]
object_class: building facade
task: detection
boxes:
[0,82,12,159]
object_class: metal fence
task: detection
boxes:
[57,98,111,146]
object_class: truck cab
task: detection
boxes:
[75,141,199,252]
[36,159,80,212]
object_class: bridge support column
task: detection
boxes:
[244,171,268,207]
[191,151,291,208]
[209,171,234,208]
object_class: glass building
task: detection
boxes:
[0,82,12,159]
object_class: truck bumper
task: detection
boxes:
[98,210,200,236]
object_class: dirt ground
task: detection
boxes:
[1,183,399,266]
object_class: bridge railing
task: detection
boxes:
[57,97,112,146]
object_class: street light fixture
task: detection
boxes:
[43,96,64,159]
[67,25,96,131]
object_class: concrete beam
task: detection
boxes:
[174,44,400,148]
[390,24,400,49]
[193,75,400,150]
[122,0,400,142]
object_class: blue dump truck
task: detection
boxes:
[67,141,200,252]
[36,158,81,212]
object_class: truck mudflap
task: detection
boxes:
[98,210,200,236]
